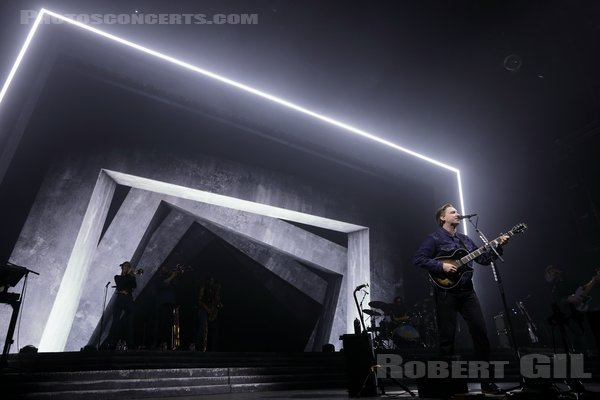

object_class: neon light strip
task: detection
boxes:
[0,11,44,104]
[0,8,468,233]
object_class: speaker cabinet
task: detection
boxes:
[341,333,378,397]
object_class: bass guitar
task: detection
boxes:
[429,223,528,289]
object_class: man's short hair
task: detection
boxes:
[435,203,454,226]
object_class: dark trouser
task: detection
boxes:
[197,309,219,351]
[435,288,490,361]
[154,303,175,349]
[108,293,134,347]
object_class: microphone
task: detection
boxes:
[458,213,478,220]
[355,283,369,291]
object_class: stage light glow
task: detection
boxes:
[1,9,473,352]
[456,171,467,235]
[0,8,468,232]
[0,11,44,105]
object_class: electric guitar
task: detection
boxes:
[429,223,528,289]
[571,270,600,312]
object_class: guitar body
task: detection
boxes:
[572,270,600,312]
[424,223,527,290]
[573,286,591,313]
[430,248,474,289]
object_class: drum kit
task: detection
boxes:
[364,299,438,350]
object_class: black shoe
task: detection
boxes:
[481,382,505,395]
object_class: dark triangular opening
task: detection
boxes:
[98,184,131,244]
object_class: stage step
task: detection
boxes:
[4,349,599,398]
[1,352,347,399]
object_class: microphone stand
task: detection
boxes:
[350,285,377,396]
[352,285,415,397]
[466,218,516,351]
[98,281,110,349]
[466,217,563,396]
[468,218,589,397]
[353,285,369,333]
[465,217,528,392]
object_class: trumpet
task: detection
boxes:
[123,268,143,276]
[170,264,193,274]
[161,264,194,274]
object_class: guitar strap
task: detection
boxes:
[455,234,473,285]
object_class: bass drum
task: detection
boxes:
[392,322,421,346]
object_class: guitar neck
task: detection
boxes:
[581,278,599,296]
[459,231,513,265]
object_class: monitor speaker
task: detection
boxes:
[341,333,378,397]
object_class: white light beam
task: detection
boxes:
[1,8,468,230]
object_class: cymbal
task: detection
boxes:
[363,309,382,316]
[369,301,392,311]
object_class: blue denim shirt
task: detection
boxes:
[413,226,499,289]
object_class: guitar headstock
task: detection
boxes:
[509,222,528,235]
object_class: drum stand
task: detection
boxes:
[369,316,387,350]
[372,317,394,350]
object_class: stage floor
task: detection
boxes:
[136,383,600,399]
[4,350,600,399]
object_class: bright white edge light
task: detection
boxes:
[0,8,468,233]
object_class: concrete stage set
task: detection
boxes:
[1,10,599,400]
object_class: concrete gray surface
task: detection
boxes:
[4,147,434,354]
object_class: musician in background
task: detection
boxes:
[388,296,415,346]
[154,265,182,350]
[546,265,599,312]
[545,264,598,352]
[413,203,509,395]
[196,277,222,352]
[108,261,137,350]
[389,296,410,323]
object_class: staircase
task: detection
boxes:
[1,351,347,399]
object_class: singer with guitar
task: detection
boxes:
[413,203,510,395]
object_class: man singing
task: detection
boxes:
[413,203,509,395]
